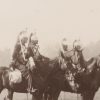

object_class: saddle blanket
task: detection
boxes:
[9,69,22,84]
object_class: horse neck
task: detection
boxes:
[79,51,87,68]
[33,55,51,77]
[34,57,61,77]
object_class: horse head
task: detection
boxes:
[68,48,84,68]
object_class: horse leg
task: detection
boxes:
[43,92,49,100]
[88,92,95,100]
[43,88,53,100]
[32,94,43,100]
[81,91,95,100]
[52,91,60,100]
[32,90,43,100]
[4,90,13,100]
[0,78,5,99]
[49,89,60,100]
[45,88,60,100]
[0,76,4,94]
[0,87,3,93]
[32,94,37,100]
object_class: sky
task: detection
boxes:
[0,0,100,52]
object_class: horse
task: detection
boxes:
[0,46,55,100]
[0,46,72,100]
[44,51,100,100]
[74,56,100,100]
[26,45,85,100]
[0,64,49,100]
[43,48,85,100]
[27,41,100,100]
[3,44,100,100]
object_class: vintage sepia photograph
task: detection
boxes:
[0,0,100,100]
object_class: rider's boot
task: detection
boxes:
[27,74,37,93]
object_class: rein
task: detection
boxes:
[31,45,39,57]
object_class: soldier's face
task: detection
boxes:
[63,45,68,51]
[22,37,28,45]
[31,40,38,45]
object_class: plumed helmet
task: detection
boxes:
[73,39,83,51]
[61,38,67,46]
[19,30,28,40]
[61,38,68,51]
[30,32,38,44]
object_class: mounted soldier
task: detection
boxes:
[59,38,68,58]
[29,32,39,51]
[28,32,40,59]
[73,39,83,52]
[10,30,36,93]
[59,38,86,92]
[59,38,74,69]
[59,38,69,63]
[73,39,86,71]
[58,38,76,91]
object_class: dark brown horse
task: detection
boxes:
[0,65,50,100]
[27,46,84,100]
[75,56,100,100]
[44,51,100,100]
[1,46,100,100]
[43,49,85,100]
[0,48,75,100]
[0,46,57,100]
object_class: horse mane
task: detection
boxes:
[34,54,60,79]
[78,51,87,68]
[86,57,94,66]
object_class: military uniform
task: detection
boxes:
[28,33,39,59]
[12,42,29,79]
[73,39,83,51]
[59,38,71,67]
[10,31,36,93]
[26,32,39,92]
[59,38,78,92]
[73,39,86,70]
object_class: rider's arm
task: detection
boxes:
[12,43,21,61]
[25,46,32,59]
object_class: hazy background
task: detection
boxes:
[0,1,100,99]
[0,0,100,65]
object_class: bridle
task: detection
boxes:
[29,44,41,61]
[62,48,83,73]
[71,49,81,65]
[62,48,81,65]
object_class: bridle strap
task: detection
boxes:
[30,45,39,57]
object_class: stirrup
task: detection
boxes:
[31,88,38,93]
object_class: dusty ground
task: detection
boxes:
[0,89,100,100]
